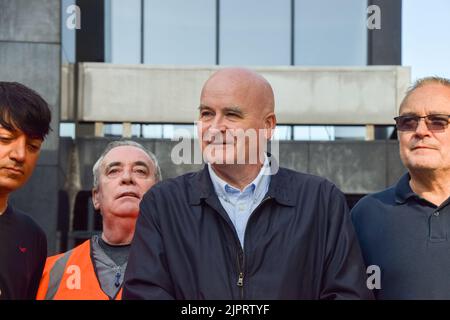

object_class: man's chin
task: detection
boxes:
[0,177,25,193]
[407,161,442,172]
[205,155,238,165]
[112,210,139,219]
[112,201,140,217]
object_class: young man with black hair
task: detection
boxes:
[0,82,52,299]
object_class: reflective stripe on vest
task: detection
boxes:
[45,249,74,300]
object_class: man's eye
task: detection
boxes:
[430,117,448,125]
[201,111,213,117]
[108,168,120,175]
[402,117,416,125]
[27,144,40,152]
[0,136,12,142]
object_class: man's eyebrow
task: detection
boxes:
[105,161,151,170]
[198,105,212,111]
[400,111,449,116]
[198,105,243,115]
[428,110,450,115]
[399,112,418,116]
[133,161,150,168]
[104,161,123,171]
[223,106,243,115]
[0,125,17,134]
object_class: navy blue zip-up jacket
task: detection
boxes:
[123,165,373,300]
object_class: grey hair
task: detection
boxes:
[92,140,162,189]
[400,76,450,112]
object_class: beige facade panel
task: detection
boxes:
[73,64,410,125]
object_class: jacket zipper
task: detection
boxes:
[237,273,244,287]
[235,195,271,299]
[236,248,244,299]
[114,266,121,288]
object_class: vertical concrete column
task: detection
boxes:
[74,0,105,138]
[367,0,402,139]
[367,0,402,65]
[0,0,61,253]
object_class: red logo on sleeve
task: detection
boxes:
[18,246,27,253]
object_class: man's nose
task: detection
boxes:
[210,115,227,132]
[203,116,227,141]
[414,118,432,137]
[120,169,135,184]
[9,137,26,163]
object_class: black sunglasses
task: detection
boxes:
[394,114,450,132]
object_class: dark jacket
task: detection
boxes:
[123,165,373,300]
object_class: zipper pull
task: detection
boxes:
[237,272,244,287]
[115,272,121,288]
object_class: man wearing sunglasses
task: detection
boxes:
[351,76,450,299]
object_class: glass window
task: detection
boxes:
[334,126,365,140]
[60,123,75,139]
[144,0,216,64]
[142,124,163,139]
[220,0,291,65]
[294,125,335,141]
[132,124,141,137]
[274,125,292,140]
[105,0,142,63]
[164,124,197,139]
[61,0,76,63]
[104,123,123,137]
[295,0,367,65]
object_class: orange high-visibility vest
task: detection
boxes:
[36,239,123,300]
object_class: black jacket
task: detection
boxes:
[123,165,373,300]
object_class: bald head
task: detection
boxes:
[198,67,277,167]
[201,68,275,115]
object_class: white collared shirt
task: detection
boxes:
[208,157,271,248]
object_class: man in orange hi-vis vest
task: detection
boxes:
[36,140,161,300]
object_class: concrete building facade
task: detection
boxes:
[0,0,405,254]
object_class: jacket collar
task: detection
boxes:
[187,156,295,207]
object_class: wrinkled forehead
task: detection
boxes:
[400,84,450,115]
[101,146,153,170]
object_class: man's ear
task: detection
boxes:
[264,112,277,140]
[92,188,100,210]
